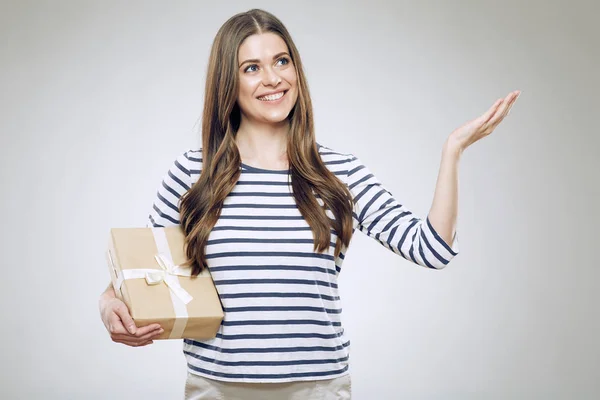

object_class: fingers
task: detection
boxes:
[112,325,163,341]
[490,95,512,124]
[113,302,137,334]
[485,90,520,130]
[481,98,504,125]
[111,326,164,347]
[504,91,521,117]
[102,297,165,348]
[132,323,163,337]
[112,328,163,343]
[108,314,129,336]
[108,311,163,338]
[110,320,164,339]
[496,91,518,120]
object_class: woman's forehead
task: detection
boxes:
[238,33,289,60]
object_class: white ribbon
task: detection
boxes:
[115,254,193,305]
[112,228,192,338]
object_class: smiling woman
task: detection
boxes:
[98,5,519,400]
[166,10,360,398]
[98,8,357,399]
[235,32,299,170]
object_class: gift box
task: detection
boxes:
[106,226,223,340]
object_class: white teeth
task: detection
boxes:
[258,91,285,101]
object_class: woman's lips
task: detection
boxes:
[257,90,287,103]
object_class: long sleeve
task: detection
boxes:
[146,151,193,228]
[346,154,459,269]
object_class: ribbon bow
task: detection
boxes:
[116,253,193,305]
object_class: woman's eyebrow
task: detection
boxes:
[239,52,290,68]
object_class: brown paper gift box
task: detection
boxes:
[106,226,223,340]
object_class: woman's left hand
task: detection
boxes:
[447,90,521,153]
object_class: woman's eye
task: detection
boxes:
[244,58,290,73]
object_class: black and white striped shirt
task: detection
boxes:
[148,142,459,383]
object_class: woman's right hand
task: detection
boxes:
[99,294,164,347]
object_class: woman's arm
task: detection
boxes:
[427,142,461,246]
[347,90,520,269]
[428,90,521,246]
[347,154,459,269]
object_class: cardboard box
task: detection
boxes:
[106,226,223,340]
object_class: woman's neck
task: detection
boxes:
[235,119,289,168]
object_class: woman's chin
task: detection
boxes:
[241,107,295,126]
[262,112,292,124]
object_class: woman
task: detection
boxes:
[99,8,520,399]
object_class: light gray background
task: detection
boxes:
[1,0,598,398]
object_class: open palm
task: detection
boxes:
[449,90,521,152]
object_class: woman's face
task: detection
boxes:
[236,32,298,126]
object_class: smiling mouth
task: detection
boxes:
[257,90,287,101]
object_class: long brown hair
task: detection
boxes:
[179,9,355,276]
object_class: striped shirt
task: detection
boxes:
[147,142,459,383]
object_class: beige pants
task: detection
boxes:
[184,371,352,400]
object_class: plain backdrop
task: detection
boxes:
[1,0,598,398]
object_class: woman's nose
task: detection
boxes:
[262,67,281,86]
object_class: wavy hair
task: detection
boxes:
[179,9,355,276]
